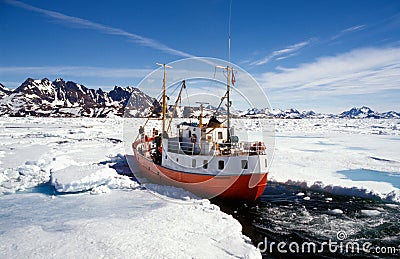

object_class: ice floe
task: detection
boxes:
[360,209,381,216]
[0,117,260,258]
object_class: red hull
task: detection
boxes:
[133,144,268,201]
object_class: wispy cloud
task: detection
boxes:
[343,25,366,33]
[250,40,312,66]
[331,24,367,40]
[248,24,368,66]
[4,0,194,58]
[260,47,400,97]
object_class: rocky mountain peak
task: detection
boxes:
[0,83,12,98]
[340,106,375,118]
[0,78,157,117]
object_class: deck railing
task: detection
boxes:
[139,138,266,157]
[214,141,266,156]
[167,140,198,155]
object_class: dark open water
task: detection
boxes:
[213,182,400,258]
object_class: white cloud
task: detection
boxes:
[4,0,194,58]
[259,47,400,97]
[250,40,311,66]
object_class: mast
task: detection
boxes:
[228,0,232,65]
[226,0,233,143]
[196,101,209,128]
[226,67,231,143]
[214,1,234,144]
[156,63,172,138]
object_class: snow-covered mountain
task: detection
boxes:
[235,106,400,119]
[1,79,398,119]
[0,83,12,98]
[239,108,332,119]
[0,78,156,117]
[339,106,400,119]
[236,106,399,119]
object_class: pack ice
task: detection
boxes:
[0,117,261,258]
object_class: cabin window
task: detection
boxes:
[218,160,224,170]
[165,155,167,159]
[218,132,223,139]
[192,159,196,168]
[203,160,208,169]
[176,158,179,162]
[241,160,248,169]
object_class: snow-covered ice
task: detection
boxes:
[0,190,259,258]
[0,117,260,258]
[1,116,399,257]
[51,164,131,193]
[360,209,382,216]
[329,208,344,215]
[251,118,400,203]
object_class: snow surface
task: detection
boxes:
[0,117,260,258]
[0,191,259,258]
[235,118,400,203]
[1,117,399,257]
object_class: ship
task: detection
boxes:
[132,63,269,201]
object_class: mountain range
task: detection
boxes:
[0,78,155,117]
[0,78,399,119]
[238,106,400,119]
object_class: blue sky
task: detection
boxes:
[1,0,399,113]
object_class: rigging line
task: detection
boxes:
[215,89,228,114]
[212,65,221,97]
[166,81,186,133]
[185,86,191,108]
[209,65,221,107]
[169,81,181,97]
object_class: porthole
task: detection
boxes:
[203,160,208,169]
[218,160,224,170]
[241,160,248,169]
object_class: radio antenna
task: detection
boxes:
[228,0,232,64]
